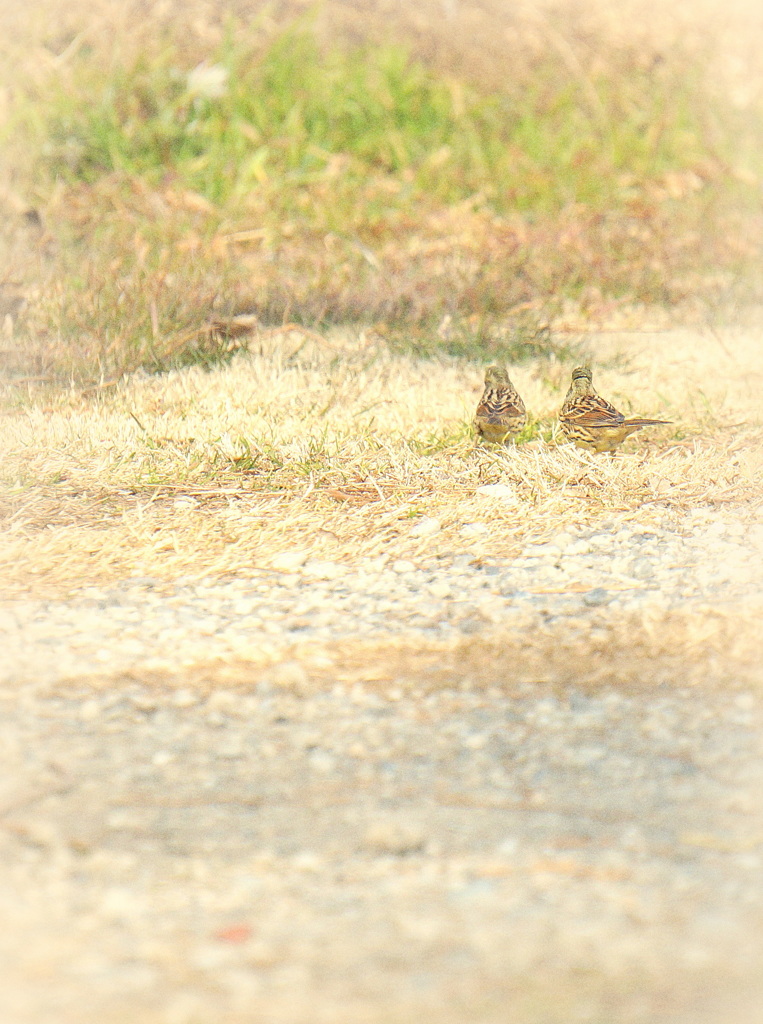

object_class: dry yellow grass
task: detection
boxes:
[1,325,761,598]
[1,0,762,604]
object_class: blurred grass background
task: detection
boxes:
[1,0,762,385]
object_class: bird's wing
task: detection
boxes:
[562,395,624,427]
[476,387,525,423]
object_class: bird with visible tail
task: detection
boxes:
[474,365,527,446]
[559,366,671,453]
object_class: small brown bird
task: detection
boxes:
[559,366,671,453]
[474,365,527,445]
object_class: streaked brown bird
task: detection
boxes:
[474,364,527,446]
[559,366,671,453]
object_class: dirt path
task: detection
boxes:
[2,502,762,1023]
[2,656,762,1024]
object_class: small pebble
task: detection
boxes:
[363,822,426,855]
[79,698,101,722]
[460,522,488,537]
[475,483,515,500]
[270,550,309,572]
[410,517,441,538]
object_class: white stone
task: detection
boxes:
[527,543,561,557]
[460,522,488,537]
[308,749,335,773]
[704,520,729,537]
[291,851,323,872]
[550,532,574,549]
[734,693,756,711]
[206,690,238,712]
[302,560,343,580]
[475,483,516,500]
[173,689,198,708]
[463,732,488,749]
[565,539,591,555]
[363,555,388,572]
[270,660,309,690]
[496,837,519,856]
[270,550,309,572]
[100,886,142,920]
[410,516,441,538]
[79,698,101,722]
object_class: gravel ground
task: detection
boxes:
[2,507,763,1024]
[5,509,762,685]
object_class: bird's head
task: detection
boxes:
[571,366,593,383]
[569,366,595,394]
[484,365,511,386]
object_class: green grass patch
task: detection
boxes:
[5,16,763,385]
[36,27,748,216]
